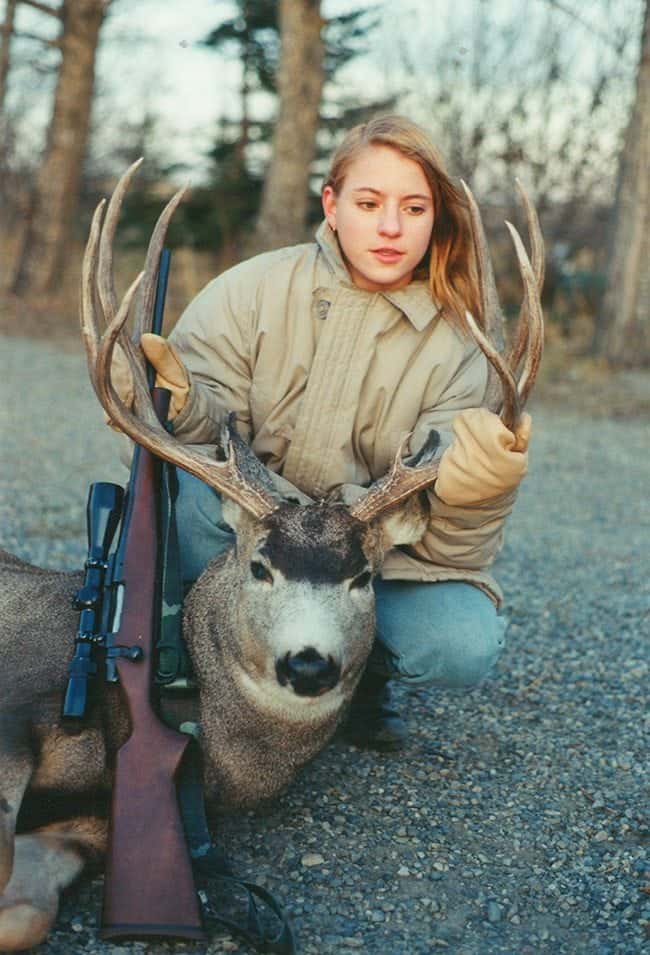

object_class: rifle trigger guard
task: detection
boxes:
[107,645,144,663]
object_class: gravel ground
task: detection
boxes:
[1,334,649,955]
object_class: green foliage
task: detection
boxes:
[205,131,264,243]
[323,7,382,75]
[202,0,280,92]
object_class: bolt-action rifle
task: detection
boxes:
[64,249,295,952]
[64,249,204,940]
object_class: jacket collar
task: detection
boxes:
[314,220,441,332]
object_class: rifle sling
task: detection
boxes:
[176,735,297,955]
[157,463,296,955]
[156,462,192,686]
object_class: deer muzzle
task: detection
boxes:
[275,648,341,697]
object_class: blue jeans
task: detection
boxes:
[175,470,507,689]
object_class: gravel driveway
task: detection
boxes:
[1,334,648,955]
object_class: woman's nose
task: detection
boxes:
[378,208,402,237]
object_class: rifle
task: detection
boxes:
[64,245,296,952]
[99,250,205,941]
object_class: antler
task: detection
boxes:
[461,179,544,431]
[349,181,545,524]
[80,162,279,522]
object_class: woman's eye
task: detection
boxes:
[357,201,378,210]
[250,561,273,584]
[406,205,426,215]
[350,570,372,590]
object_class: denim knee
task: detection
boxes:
[175,468,235,585]
[374,580,507,690]
[395,614,507,688]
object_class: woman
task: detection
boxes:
[129,115,530,750]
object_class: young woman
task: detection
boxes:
[131,115,530,749]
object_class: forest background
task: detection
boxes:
[0,0,648,379]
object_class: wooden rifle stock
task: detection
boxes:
[101,388,204,941]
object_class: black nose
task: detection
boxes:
[275,647,341,697]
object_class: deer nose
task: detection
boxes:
[275,648,341,697]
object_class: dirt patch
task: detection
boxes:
[0,293,82,351]
[534,340,650,418]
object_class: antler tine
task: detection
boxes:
[465,311,520,431]
[80,198,107,380]
[132,185,188,342]
[349,433,444,524]
[461,180,521,427]
[504,221,544,408]
[461,179,545,428]
[93,271,153,416]
[460,180,505,349]
[516,178,545,289]
[460,180,508,414]
[93,284,278,521]
[96,158,147,378]
[505,180,545,376]
[96,158,143,323]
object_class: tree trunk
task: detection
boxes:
[0,0,18,117]
[597,0,650,366]
[11,0,109,296]
[248,0,324,253]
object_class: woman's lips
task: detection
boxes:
[371,248,405,263]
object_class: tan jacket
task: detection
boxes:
[170,222,517,606]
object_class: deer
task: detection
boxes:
[0,165,543,951]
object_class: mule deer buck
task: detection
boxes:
[0,165,543,951]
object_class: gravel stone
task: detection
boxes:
[1,336,649,955]
[301,853,325,867]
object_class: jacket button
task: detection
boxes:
[316,299,330,320]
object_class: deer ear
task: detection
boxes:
[220,498,245,532]
[378,493,428,549]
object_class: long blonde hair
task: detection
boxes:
[323,115,481,330]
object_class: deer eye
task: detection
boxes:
[250,561,273,584]
[350,570,372,591]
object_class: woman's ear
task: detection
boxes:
[321,186,337,231]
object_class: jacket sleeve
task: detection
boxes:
[167,268,256,445]
[337,339,517,572]
[406,342,518,571]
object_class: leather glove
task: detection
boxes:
[105,333,190,429]
[140,333,190,420]
[434,407,531,506]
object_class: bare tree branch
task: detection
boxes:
[20,0,62,18]
[13,29,62,48]
[541,0,624,47]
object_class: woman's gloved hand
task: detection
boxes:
[140,333,190,419]
[106,333,190,426]
[434,407,531,507]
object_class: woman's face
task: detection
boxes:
[322,144,434,292]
